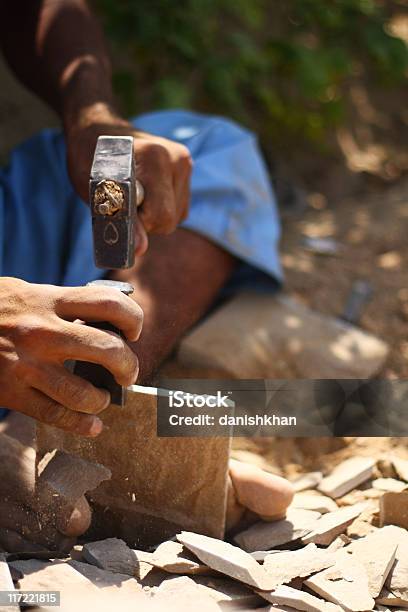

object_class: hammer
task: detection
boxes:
[73,136,141,406]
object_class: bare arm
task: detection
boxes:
[0,0,192,250]
[0,0,115,125]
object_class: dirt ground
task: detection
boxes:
[280,178,408,378]
[0,55,406,473]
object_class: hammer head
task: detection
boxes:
[90,136,136,269]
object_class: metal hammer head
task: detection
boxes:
[90,136,136,270]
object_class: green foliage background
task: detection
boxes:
[93,0,407,148]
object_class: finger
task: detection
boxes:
[44,323,139,387]
[0,499,41,536]
[173,154,192,224]
[0,500,72,551]
[18,389,103,437]
[137,146,178,234]
[30,364,110,415]
[0,433,36,504]
[55,496,92,537]
[55,285,144,342]
[133,215,149,257]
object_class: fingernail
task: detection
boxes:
[87,417,103,437]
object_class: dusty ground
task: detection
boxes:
[280,178,408,378]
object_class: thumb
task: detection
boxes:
[134,215,149,257]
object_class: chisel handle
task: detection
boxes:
[72,279,134,407]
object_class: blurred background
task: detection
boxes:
[93,0,407,187]
[0,0,407,376]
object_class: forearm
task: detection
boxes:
[0,0,119,131]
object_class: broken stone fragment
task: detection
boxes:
[234,509,321,553]
[303,504,366,546]
[372,478,407,493]
[391,456,408,482]
[177,531,275,590]
[37,450,111,501]
[337,489,382,507]
[153,575,223,611]
[192,574,264,608]
[177,293,389,378]
[318,457,376,499]
[292,472,323,492]
[291,493,339,514]
[257,584,342,612]
[304,550,375,612]
[36,449,111,538]
[382,525,408,601]
[345,527,398,597]
[68,559,144,595]
[380,492,408,530]
[10,558,149,610]
[327,534,351,551]
[0,554,16,612]
[9,558,94,592]
[346,502,379,539]
[263,544,336,588]
[148,540,210,575]
[82,538,139,576]
[376,587,408,608]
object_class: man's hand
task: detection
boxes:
[0,431,95,552]
[0,277,143,436]
[65,105,193,256]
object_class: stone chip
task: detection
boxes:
[258,584,342,612]
[263,544,336,587]
[177,531,275,590]
[82,538,139,576]
[318,457,376,499]
[304,551,375,612]
[379,492,408,530]
[234,509,321,553]
[303,504,366,546]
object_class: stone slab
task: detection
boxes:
[192,575,264,608]
[382,526,408,601]
[258,584,342,612]
[148,540,209,575]
[291,493,338,514]
[346,528,398,597]
[292,472,323,492]
[392,457,408,482]
[82,538,138,576]
[263,544,336,587]
[318,457,376,499]
[234,509,321,553]
[377,587,408,608]
[153,576,220,611]
[380,492,408,530]
[36,386,230,548]
[9,559,148,611]
[37,450,111,503]
[177,531,275,590]
[0,555,17,612]
[178,293,389,378]
[372,479,407,493]
[68,559,143,594]
[303,504,366,546]
[304,551,375,612]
